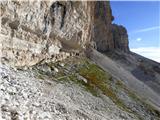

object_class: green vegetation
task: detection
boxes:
[78,59,135,113]
[33,57,160,120]
[34,58,132,112]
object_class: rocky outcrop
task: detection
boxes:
[0,1,129,67]
[89,1,114,52]
[111,24,129,52]
[89,2,129,52]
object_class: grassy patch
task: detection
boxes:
[37,74,45,80]
[78,60,133,113]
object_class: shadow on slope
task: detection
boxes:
[104,50,160,96]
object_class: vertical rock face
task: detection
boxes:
[112,24,129,52]
[0,1,129,67]
[0,1,90,67]
[90,1,114,52]
[49,1,90,45]
[89,1,129,52]
[1,1,65,67]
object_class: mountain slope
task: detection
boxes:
[105,50,160,96]
[1,1,160,120]
[87,48,160,110]
[0,56,160,120]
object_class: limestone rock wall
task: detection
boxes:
[0,1,129,67]
[90,1,114,52]
[89,1,129,52]
[0,1,90,67]
[112,24,129,52]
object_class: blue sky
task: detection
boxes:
[110,1,160,62]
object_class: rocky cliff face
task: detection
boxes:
[0,1,129,67]
[112,24,129,52]
[89,1,114,51]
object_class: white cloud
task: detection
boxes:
[129,26,160,34]
[136,38,142,42]
[131,47,160,63]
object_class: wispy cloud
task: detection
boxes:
[131,47,160,63]
[130,26,160,34]
[136,38,142,42]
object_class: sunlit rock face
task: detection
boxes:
[0,1,129,67]
[0,1,90,67]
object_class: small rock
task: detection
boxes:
[59,63,65,67]
[37,64,51,73]
[33,102,40,107]
[10,110,19,120]
[54,67,59,73]
[0,85,6,91]
[39,112,51,120]
[0,72,8,79]
[7,87,17,95]
[77,74,87,83]
[55,103,67,114]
